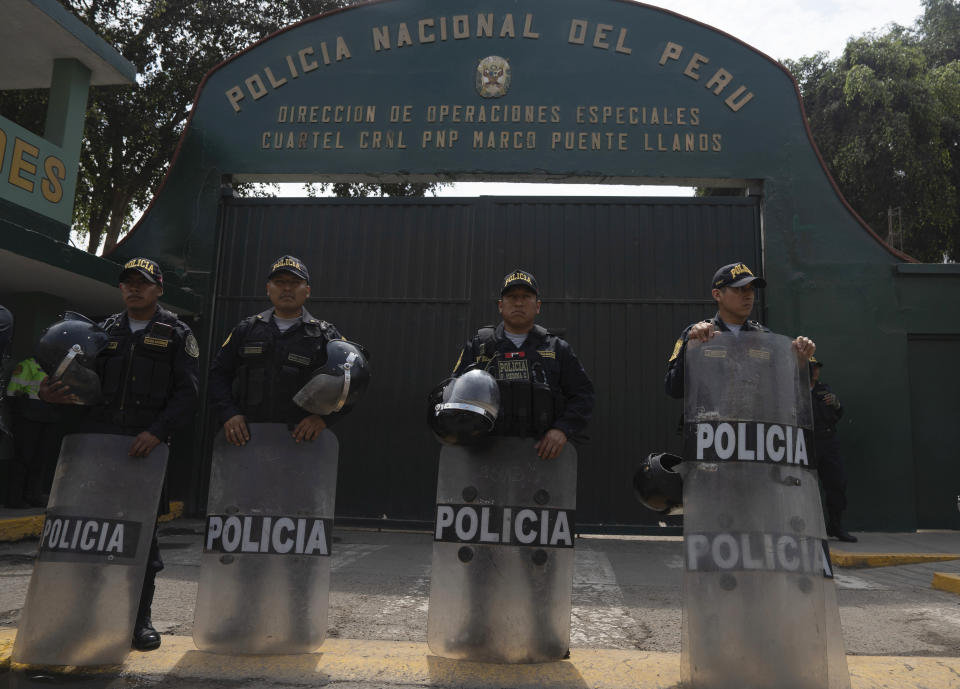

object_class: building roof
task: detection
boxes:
[1,0,136,89]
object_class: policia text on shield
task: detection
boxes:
[14,258,200,664]
[197,255,370,654]
[427,269,594,664]
[651,262,852,689]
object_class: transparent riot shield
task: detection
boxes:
[13,434,168,667]
[193,423,338,655]
[427,436,577,664]
[679,332,850,689]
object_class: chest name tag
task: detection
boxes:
[143,336,170,348]
[287,353,312,366]
[242,345,264,355]
[537,350,556,359]
[497,359,529,381]
[107,341,119,350]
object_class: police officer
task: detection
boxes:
[5,356,60,508]
[810,357,856,542]
[39,257,200,651]
[665,262,815,399]
[208,255,351,445]
[452,269,594,457]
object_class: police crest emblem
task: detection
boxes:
[185,333,200,358]
[476,56,511,99]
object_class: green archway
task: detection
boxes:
[113,0,959,530]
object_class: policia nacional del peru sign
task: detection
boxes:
[120,0,904,272]
[219,8,753,171]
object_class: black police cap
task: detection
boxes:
[268,255,310,283]
[712,262,767,289]
[500,269,539,297]
[119,257,163,286]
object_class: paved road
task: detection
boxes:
[2,522,960,687]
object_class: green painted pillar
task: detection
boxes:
[43,58,91,155]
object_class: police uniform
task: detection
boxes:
[811,365,855,541]
[5,357,61,508]
[86,309,200,440]
[664,262,770,400]
[62,258,199,650]
[664,313,770,399]
[452,277,594,441]
[208,307,347,426]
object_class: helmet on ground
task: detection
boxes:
[293,340,370,415]
[36,311,109,405]
[429,368,500,445]
[633,452,684,514]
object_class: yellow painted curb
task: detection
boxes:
[0,514,44,543]
[0,502,184,542]
[2,629,960,689]
[933,572,960,595]
[158,501,184,523]
[831,550,960,569]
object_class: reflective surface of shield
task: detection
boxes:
[193,423,338,655]
[13,434,168,667]
[680,332,850,689]
[427,436,577,664]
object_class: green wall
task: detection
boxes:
[110,0,960,529]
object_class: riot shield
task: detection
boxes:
[680,332,850,689]
[12,434,168,667]
[427,436,577,664]
[193,423,338,654]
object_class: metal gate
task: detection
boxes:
[202,195,762,530]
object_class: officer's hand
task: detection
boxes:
[38,377,79,405]
[129,432,162,458]
[223,415,250,446]
[535,429,567,460]
[292,415,327,443]
[792,336,816,360]
[688,321,719,343]
[822,392,838,407]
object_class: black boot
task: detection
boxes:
[827,517,858,543]
[132,615,161,651]
[133,577,161,650]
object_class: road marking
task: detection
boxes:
[832,572,888,590]
[331,543,387,571]
[571,547,638,647]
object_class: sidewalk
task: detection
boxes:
[2,519,960,688]
[2,629,959,689]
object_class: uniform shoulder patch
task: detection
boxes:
[668,338,684,362]
[185,333,200,358]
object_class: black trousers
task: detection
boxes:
[816,434,848,520]
[6,414,61,503]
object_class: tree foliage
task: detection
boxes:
[0,0,437,255]
[785,0,960,262]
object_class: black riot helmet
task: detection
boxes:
[633,452,684,515]
[293,340,370,415]
[36,311,109,405]
[429,368,500,445]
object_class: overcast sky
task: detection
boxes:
[432,0,926,199]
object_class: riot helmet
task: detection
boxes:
[633,452,684,515]
[429,368,500,445]
[36,311,109,405]
[293,340,370,415]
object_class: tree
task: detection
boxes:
[784,0,960,262]
[1,1,438,255]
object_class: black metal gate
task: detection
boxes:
[202,195,762,530]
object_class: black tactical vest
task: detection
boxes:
[473,326,563,437]
[95,310,182,430]
[232,310,336,423]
